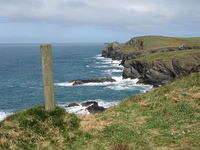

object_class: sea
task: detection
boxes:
[0,43,153,121]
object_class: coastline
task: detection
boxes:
[102,36,200,86]
[0,46,153,121]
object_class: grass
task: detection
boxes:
[135,49,200,61]
[1,71,200,149]
[118,36,200,52]
[0,106,83,149]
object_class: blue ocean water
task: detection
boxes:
[0,43,152,120]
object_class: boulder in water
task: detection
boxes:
[68,77,116,86]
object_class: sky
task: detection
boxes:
[0,0,200,43]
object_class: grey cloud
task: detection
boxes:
[0,0,200,32]
[63,0,88,7]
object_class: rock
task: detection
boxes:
[68,77,116,86]
[67,103,79,107]
[101,36,200,86]
[73,80,84,86]
[101,36,200,61]
[122,65,141,79]
[123,53,200,86]
[102,41,122,58]
[86,105,106,114]
[66,101,106,114]
[81,101,98,107]
[101,38,148,60]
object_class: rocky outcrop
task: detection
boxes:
[67,103,79,107]
[81,101,98,107]
[102,43,200,61]
[123,53,200,87]
[102,40,145,60]
[102,41,122,59]
[66,101,106,114]
[102,36,200,60]
[102,36,200,86]
[86,105,106,114]
[68,77,116,86]
[101,37,147,60]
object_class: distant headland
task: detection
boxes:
[102,35,200,87]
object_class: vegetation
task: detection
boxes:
[135,49,200,61]
[1,35,200,149]
[0,71,200,149]
[119,36,200,52]
[0,106,82,149]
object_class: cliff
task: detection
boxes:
[102,36,200,60]
[123,51,200,86]
[102,36,200,86]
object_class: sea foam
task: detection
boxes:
[55,54,153,115]
[59,99,120,114]
[55,55,153,92]
[0,111,12,122]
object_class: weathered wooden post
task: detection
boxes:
[40,44,56,111]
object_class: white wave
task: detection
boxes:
[55,53,153,92]
[111,60,121,64]
[104,69,123,73]
[29,86,43,89]
[112,76,127,82]
[93,54,102,58]
[95,62,112,65]
[95,65,113,68]
[96,54,102,57]
[112,69,123,72]
[54,82,73,86]
[55,80,116,87]
[95,99,120,108]
[140,90,148,93]
[93,55,117,63]
[93,55,123,69]
[66,105,90,114]
[60,99,120,114]
[55,76,153,92]
[106,77,153,91]
[83,82,115,86]
[95,60,121,65]
[0,111,12,122]
[95,63,123,68]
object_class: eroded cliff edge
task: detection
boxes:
[102,36,200,86]
[122,52,200,86]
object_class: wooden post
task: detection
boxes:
[40,44,56,111]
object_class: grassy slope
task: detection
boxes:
[119,36,200,52]
[123,49,200,68]
[1,36,200,149]
[135,49,200,61]
[0,71,200,150]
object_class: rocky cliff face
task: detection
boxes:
[102,38,145,60]
[123,53,200,86]
[102,42,127,60]
[102,36,200,60]
[102,41,200,61]
[102,36,200,86]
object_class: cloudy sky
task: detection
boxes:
[0,0,200,43]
